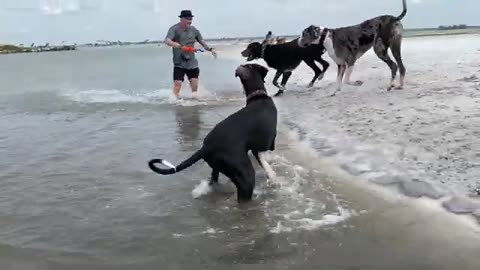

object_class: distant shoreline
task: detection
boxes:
[1,27,480,55]
[202,26,480,42]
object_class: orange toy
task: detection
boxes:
[181,46,197,53]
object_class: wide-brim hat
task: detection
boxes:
[179,10,194,18]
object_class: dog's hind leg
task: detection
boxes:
[219,156,256,203]
[209,169,219,185]
[225,158,255,203]
[280,71,292,90]
[272,71,282,89]
[236,164,255,203]
[390,37,406,89]
[374,38,398,91]
[304,60,322,88]
[253,151,276,179]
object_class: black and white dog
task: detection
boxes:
[148,63,277,203]
[299,0,407,96]
[241,38,329,96]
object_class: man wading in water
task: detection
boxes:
[165,10,217,100]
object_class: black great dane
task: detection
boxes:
[149,63,277,203]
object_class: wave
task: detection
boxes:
[62,89,171,104]
[60,88,244,106]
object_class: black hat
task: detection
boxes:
[179,10,194,18]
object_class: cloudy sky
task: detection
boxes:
[0,0,478,44]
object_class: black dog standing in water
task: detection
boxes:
[241,39,329,96]
[149,63,278,203]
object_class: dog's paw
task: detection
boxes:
[329,89,340,97]
[273,90,284,97]
[345,80,363,86]
[395,86,404,90]
[266,169,277,180]
[307,82,314,88]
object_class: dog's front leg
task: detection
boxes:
[331,64,346,96]
[343,65,363,86]
[253,151,276,179]
[272,71,285,97]
[318,58,330,82]
[304,60,321,87]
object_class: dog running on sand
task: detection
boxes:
[299,0,407,96]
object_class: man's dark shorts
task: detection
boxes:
[173,67,200,82]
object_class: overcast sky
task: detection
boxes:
[0,0,478,44]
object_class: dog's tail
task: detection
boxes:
[395,0,407,21]
[148,148,206,175]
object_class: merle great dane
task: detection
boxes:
[299,0,407,96]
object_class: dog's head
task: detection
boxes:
[298,25,322,48]
[241,42,262,61]
[235,63,269,95]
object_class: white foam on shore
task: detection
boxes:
[63,89,168,104]
[260,153,355,233]
[192,180,213,199]
[60,86,242,107]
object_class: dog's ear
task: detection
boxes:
[250,64,269,82]
[235,65,247,78]
[303,25,319,38]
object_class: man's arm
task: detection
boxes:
[165,26,181,48]
[195,28,213,51]
[198,40,211,50]
[165,38,181,48]
[195,28,217,58]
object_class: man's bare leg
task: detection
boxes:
[173,80,182,98]
[189,78,199,98]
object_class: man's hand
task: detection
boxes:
[210,48,217,59]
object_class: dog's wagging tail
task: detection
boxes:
[396,0,407,21]
[149,148,205,175]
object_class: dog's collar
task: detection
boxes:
[246,89,268,101]
[319,28,329,44]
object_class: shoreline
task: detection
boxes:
[2,29,480,55]
[0,45,76,55]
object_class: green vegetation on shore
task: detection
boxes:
[0,44,33,54]
[0,44,76,55]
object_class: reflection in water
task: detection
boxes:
[174,105,202,150]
